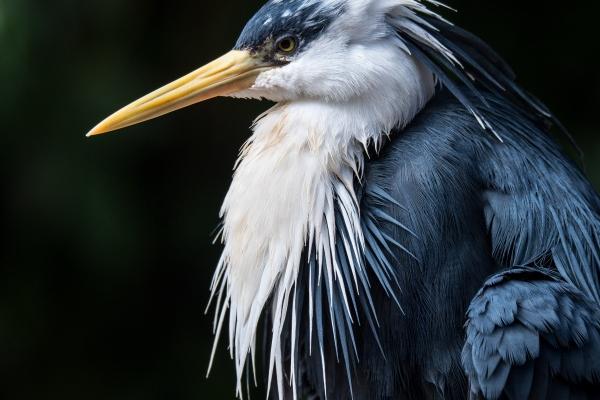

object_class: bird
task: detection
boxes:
[87,0,600,399]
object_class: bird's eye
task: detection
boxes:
[276,36,298,54]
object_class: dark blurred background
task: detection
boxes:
[1,1,599,399]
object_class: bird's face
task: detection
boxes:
[229,0,430,105]
[88,0,423,136]
[231,0,396,103]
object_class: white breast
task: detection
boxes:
[209,102,358,393]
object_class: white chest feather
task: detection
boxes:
[210,103,363,394]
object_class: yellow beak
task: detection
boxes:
[87,50,270,137]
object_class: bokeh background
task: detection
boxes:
[1,0,599,399]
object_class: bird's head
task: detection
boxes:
[88,0,441,137]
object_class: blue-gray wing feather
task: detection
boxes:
[463,268,600,400]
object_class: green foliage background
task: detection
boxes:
[1,1,599,399]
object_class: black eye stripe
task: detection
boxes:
[234,0,344,51]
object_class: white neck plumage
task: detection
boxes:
[208,56,435,398]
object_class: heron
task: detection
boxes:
[88,0,600,399]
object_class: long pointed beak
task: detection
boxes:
[87,50,270,137]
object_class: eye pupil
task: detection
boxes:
[277,37,297,53]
